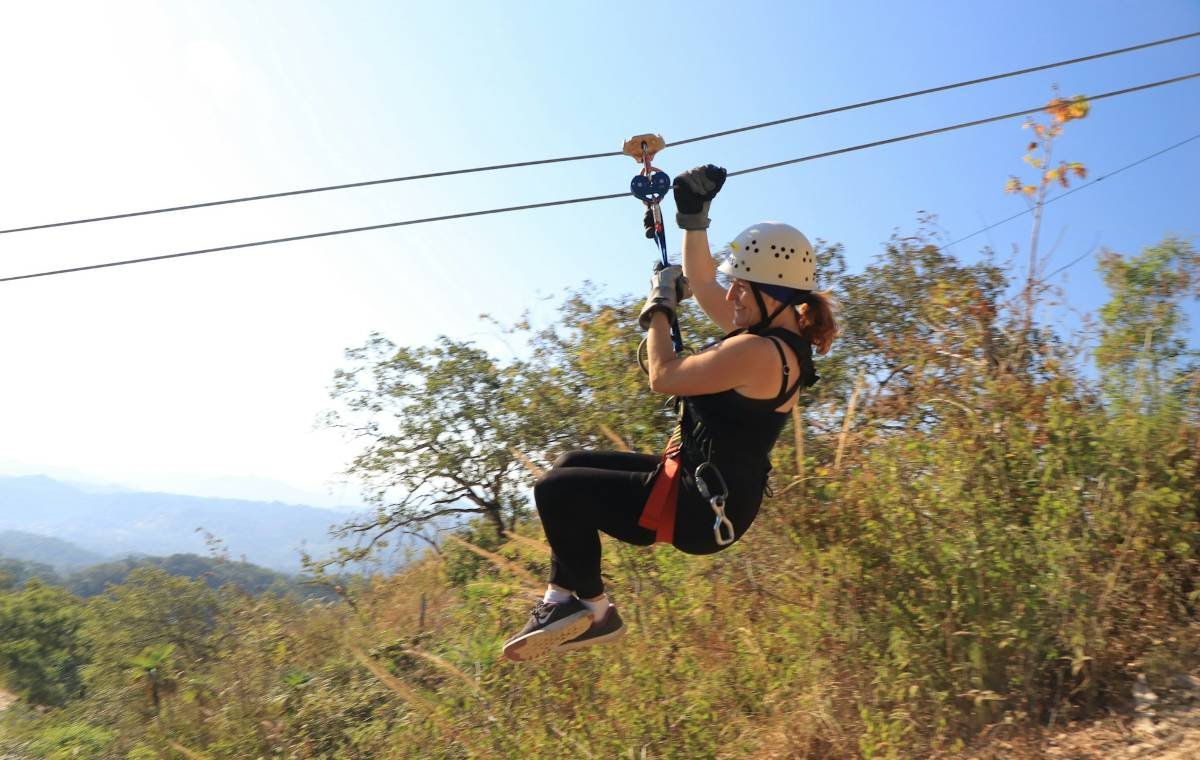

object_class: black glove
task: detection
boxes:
[638,263,692,330]
[672,164,727,230]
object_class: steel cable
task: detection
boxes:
[0,32,1195,236]
[1,71,1196,284]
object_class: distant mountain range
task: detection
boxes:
[0,530,104,572]
[0,476,370,572]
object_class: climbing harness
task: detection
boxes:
[624,134,683,370]
[636,399,734,548]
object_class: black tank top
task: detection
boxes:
[677,328,819,500]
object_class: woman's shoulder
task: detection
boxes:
[710,332,778,350]
[698,333,780,366]
[713,331,803,356]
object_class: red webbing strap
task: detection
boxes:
[638,451,681,544]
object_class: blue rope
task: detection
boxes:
[650,205,684,353]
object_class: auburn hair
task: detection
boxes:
[795,291,838,355]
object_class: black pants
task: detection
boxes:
[534,450,753,599]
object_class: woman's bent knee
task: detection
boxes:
[533,468,570,513]
[551,450,589,469]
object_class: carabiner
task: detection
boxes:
[693,461,728,502]
[710,495,735,546]
[694,462,733,546]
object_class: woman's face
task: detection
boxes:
[725,278,763,328]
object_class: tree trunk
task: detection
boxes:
[485,504,506,536]
[790,405,806,498]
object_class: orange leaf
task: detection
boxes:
[1021,185,1037,196]
[1005,177,1021,194]
[1027,142,1038,151]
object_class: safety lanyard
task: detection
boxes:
[624,134,682,353]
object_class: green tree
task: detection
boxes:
[834,221,1008,424]
[1095,236,1199,402]
[1090,237,1200,640]
[0,558,60,590]
[80,568,220,700]
[0,579,88,705]
[125,643,177,713]
[323,333,536,567]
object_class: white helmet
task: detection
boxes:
[717,222,815,291]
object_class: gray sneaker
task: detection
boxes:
[555,604,627,653]
[502,598,593,662]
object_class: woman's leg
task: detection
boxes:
[534,456,658,599]
[550,450,660,473]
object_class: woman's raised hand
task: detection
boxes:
[672,165,727,230]
[638,264,692,330]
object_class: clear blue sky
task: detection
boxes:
[0,1,1196,507]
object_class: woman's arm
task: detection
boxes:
[646,320,769,396]
[682,229,736,333]
[673,165,735,333]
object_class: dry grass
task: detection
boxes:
[168,741,213,760]
[347,643,491,758]
[444,534,542,592]
[501,530,550,554]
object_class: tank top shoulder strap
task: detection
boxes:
[761,328,820,406]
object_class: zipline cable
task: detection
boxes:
[1,32,1196,237]
[727,72,1199,177]
[0,192,628,282]
[943,131,1200,261]
[667,31,1200,148]
[1,71,1196,285]
[1036,133,1200,282]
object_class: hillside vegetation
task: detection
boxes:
[0,545,337,599]
[0,229,1196,759]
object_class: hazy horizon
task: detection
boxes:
[0,461,366,511]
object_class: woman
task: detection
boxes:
[502,165,837,662]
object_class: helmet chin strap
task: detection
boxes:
[747,283,797,335]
